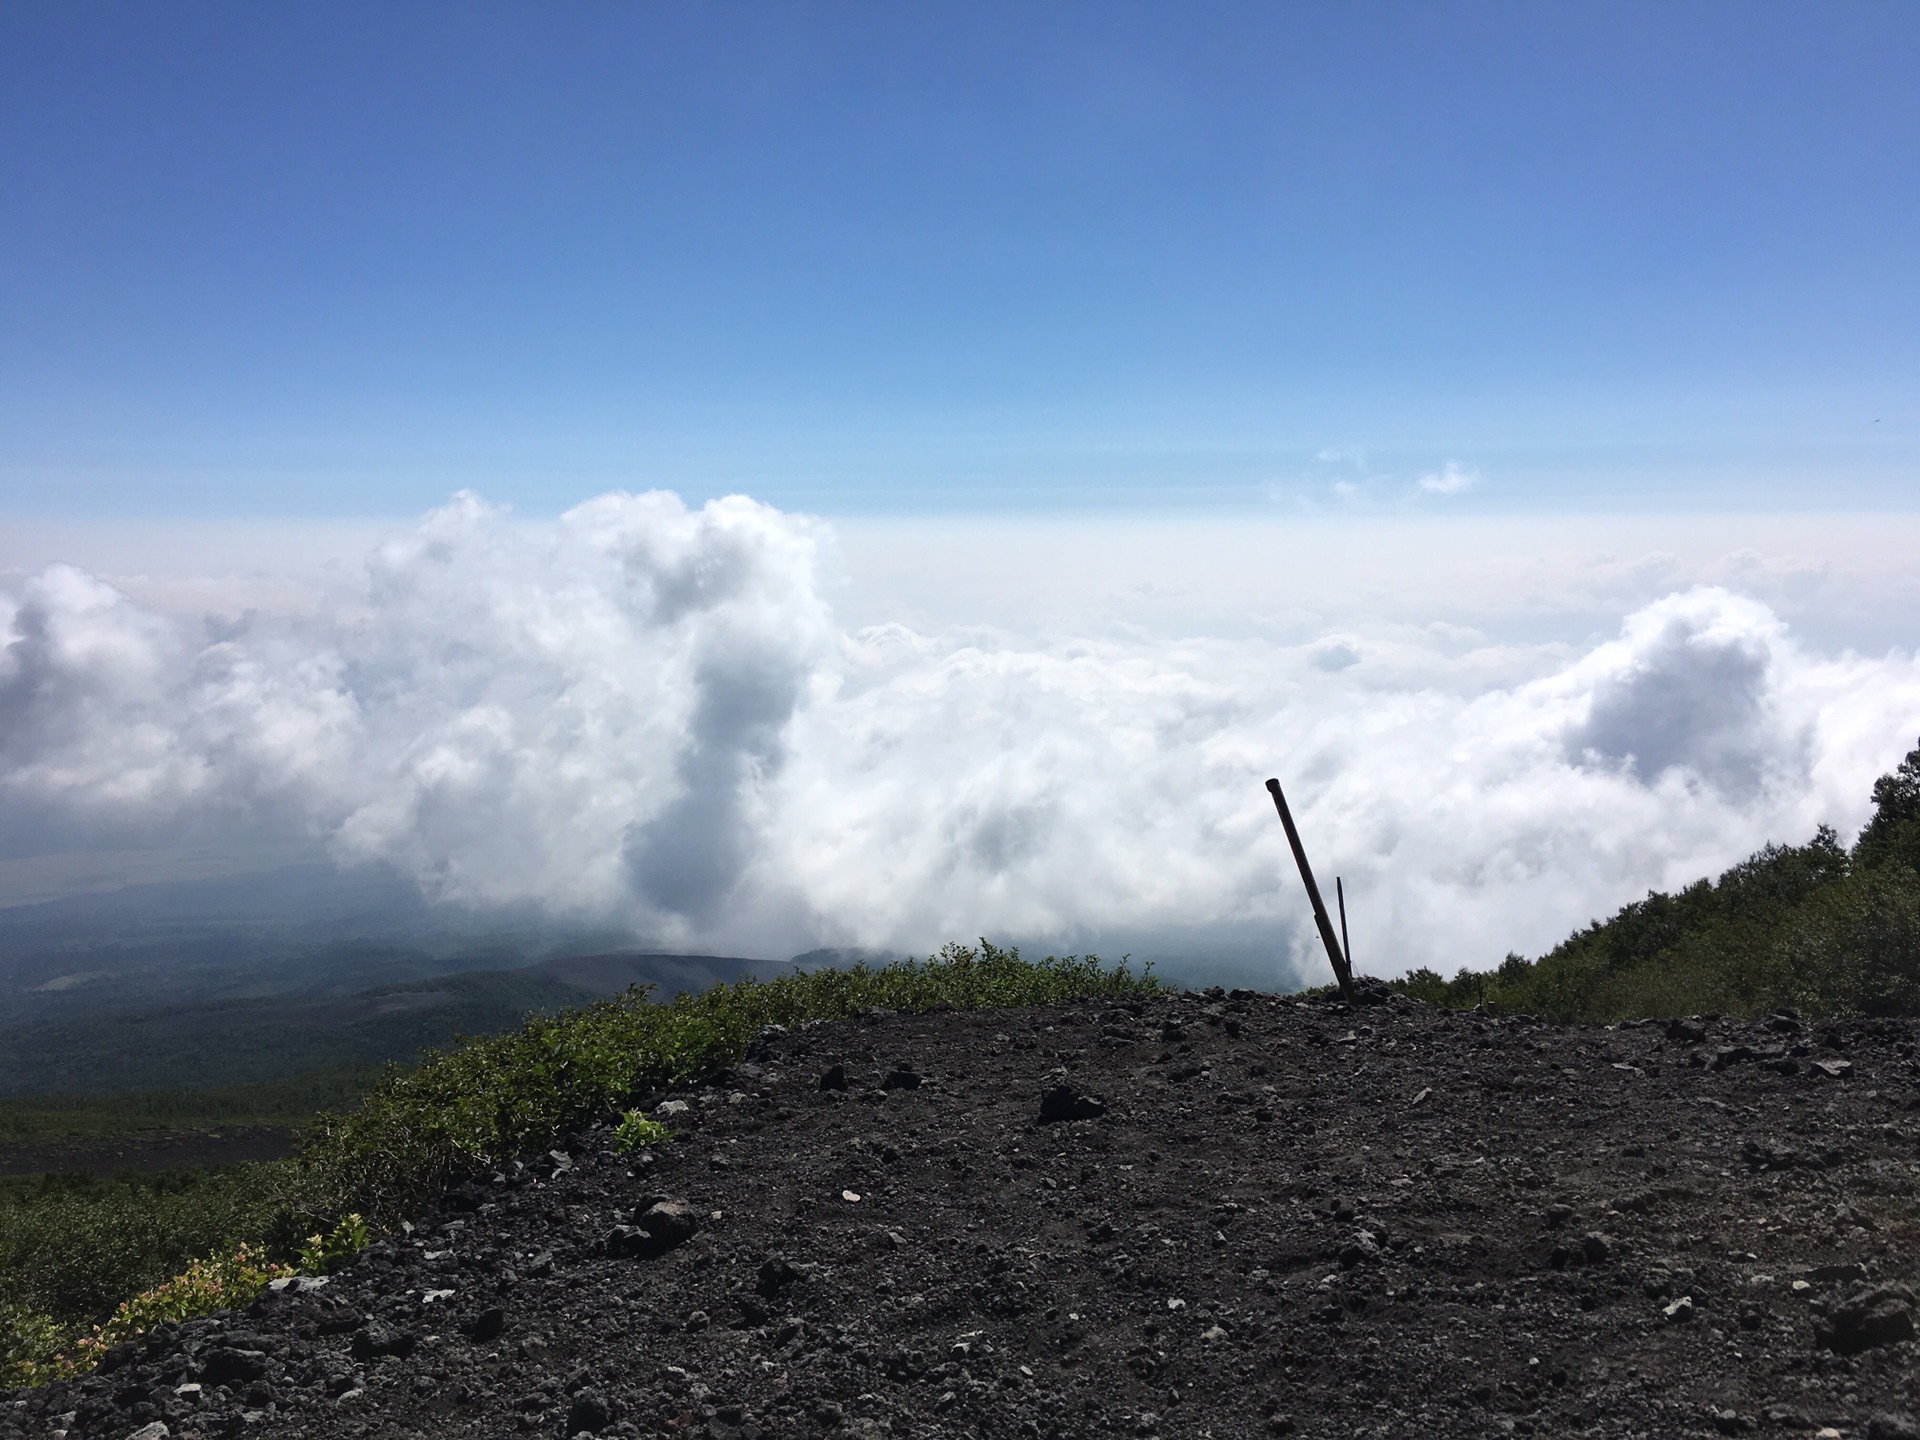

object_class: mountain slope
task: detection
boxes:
[16,990,1920,1439]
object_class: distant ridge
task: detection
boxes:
[529,950,787,998]
[0,952,788,1097]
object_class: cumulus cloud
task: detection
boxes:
[1565,592,1791,799]
[1417,461,1479,495]
[4,491,1918,983]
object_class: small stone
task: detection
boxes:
[349,1323,418,1361]
[842,1189,862,1203]
[1664,1295,1695,1323]
[882,1065,922,1090]
[566,1388,611,1436]
[685,1309,710,1332]
[1813,1059,1854,1079]
[1408,1087,1432,1109]
[655,1098,691,1117]
[1816,1284,1916,1354]
[609,1200,700,1258]
[126,1424,170,1440]
[1200,1324,1230,1344]
[756,1255,806,1297]
[1808,1263,1867,1285]
[818,1064,849,1092]
[1038,1083,1107,1123]
[1543,1204,1574,1230]
[1580,1232,1613,1264]
[198,1348,269,1384]
[467,1306,506,1341]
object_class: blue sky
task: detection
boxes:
[2,1,1917,518]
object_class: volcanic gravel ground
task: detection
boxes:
[14,987,1920,1440]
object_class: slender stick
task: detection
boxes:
[1336,876,1352,971]
[1265,777,1356,1002]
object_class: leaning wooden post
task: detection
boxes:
[1265,776,1356,1002]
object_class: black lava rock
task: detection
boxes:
[609,1199,701,1258]
[349,1323,418,1362]
[1038,1084,1107,1123]
[198,1347,269,1385]
[566,1387,612,1435]
[1817,1284,1916,1355]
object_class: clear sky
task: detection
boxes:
[4,1,1917,519]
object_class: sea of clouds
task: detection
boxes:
[4,491,1919,986]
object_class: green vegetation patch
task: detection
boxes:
[1396,739,1920,1023]
[3,942,1155,1384]
[0,1065,387,1148]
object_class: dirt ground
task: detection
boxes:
[12,986,1920,1440]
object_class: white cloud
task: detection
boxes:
[4,492,1919,984]
[1417,461,1480,495]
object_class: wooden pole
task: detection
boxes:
[1265,777,1356,1002]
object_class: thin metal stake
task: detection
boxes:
[1265,777,1356,1003]
[1336,876,1352,971]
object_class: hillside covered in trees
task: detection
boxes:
[1399,739,1920,1021]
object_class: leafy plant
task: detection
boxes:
[611,1112,672,1153]
[296,1212,370,1275]
[4,1243,291,1387]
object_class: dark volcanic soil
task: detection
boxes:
[13,988,1920,1440]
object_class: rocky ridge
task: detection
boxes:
[9,986,1920,1439]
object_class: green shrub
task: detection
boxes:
[0,1165,296,1324]
[611,1112,672,1153]
[4,1242,292,1387]
[296,1212,371,1275]
[1,1299,66,1389]
[1400,740,1920,1023]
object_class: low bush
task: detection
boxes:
[6,1242,293,1387]
[611,1113,673,1153]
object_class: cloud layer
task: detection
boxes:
[4,491,1918,983]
